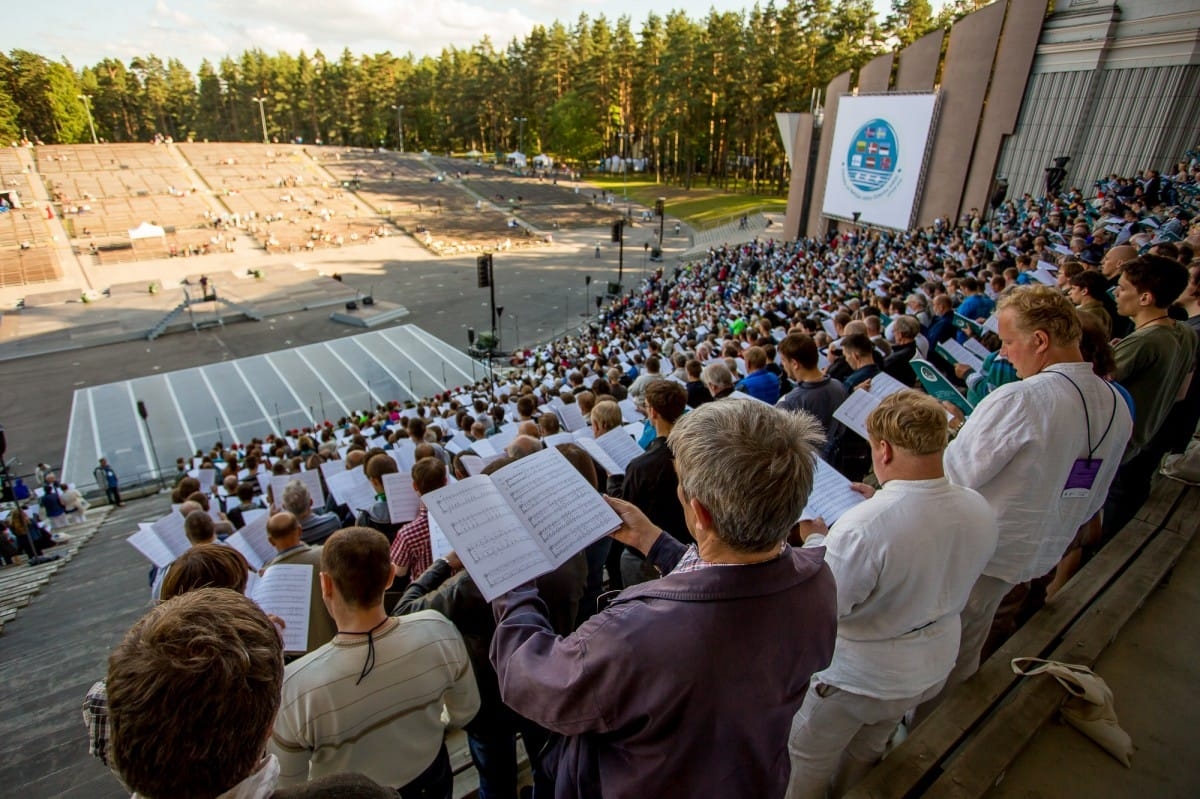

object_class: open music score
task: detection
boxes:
[424,446,622,601]
[799,457,866,526]
[247,563,312,653]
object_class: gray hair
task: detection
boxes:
[892,315,921,340]
[701,361,734,391]
[280,480,312,515]
[669,400,823,552]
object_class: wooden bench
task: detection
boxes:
[0,509,111,635]
[844,476,1193,799]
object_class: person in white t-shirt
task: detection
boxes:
[788,391,997,799]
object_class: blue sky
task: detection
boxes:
[13,0,891,69]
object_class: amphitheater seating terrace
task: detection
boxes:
[178,142,332,189]
[320,149,527,253]
[0,204,60,288]
[179,142,382,252]
[451,166,621,231]
[0,148,34,196]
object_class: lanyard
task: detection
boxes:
[1043,368,1118,464]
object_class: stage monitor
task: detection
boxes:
[821,92,939,231]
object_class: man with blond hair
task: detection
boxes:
[788,391,997,799]
[939,285,1131,690]
[489,400,837,798]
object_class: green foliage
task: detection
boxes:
[0,7,891,186]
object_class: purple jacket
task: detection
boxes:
[490,534,838,799]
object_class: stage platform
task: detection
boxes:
[329,299,410,328]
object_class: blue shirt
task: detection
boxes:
[736,369,781,405]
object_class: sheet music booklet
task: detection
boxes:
[423,446,622,601]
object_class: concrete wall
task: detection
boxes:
[915,0,1006,228]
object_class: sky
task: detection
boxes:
[11,0,890,70]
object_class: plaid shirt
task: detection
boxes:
[671,542,787,575]
[82,680,110,768]
[389,506,433,576]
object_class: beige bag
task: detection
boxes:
[1160,437,1200,485]
[1010,657,1133,767]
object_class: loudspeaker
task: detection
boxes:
[137,401,148,420]
[345,301,358,310]
[476,254,492,288]
[611,221,623,243]
[990,178,1009,211]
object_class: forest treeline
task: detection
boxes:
[0,1,981,189]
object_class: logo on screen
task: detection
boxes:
[844,119,900,198]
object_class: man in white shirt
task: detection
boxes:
[788,391,998,799]
[939,286,1132,691]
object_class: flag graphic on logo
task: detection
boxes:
[867,142,879,155]
[879,144,891,158]
[865,127,876,139]
[881,157,892,170]
[851,155,863,167]
[865,156,877,169]
[855,141,867,153]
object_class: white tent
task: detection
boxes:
[507,151,527,168]
[128,222,166,239]
[532,153,553,168]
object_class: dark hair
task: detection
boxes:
[365,452,399,482]
[1077,310,1117,377]
[183,509,216,545]
[1121,254,1189,309]
[160,545,250,600]
[841,332,874,359]
[779,332,819,370]
[108,589,282,799]
[644,380,688,423]
[320,527,393,608]
[411,456,447,495]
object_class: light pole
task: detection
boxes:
[251,96,269,144]
[392,104,405,153]
[513,116,527,156]
[77,94,98,144]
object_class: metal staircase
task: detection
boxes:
[146,284,261,340]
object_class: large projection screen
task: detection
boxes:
[821,92,939,231]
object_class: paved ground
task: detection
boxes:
[0,500,162,799]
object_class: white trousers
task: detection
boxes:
[787,678,945,799]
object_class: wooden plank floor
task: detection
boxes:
[0,500,163,798]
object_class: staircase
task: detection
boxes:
[146,289,262,340]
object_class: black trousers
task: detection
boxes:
[398,743,452,799]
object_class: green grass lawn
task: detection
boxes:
[586,175,787,230]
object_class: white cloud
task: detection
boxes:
[207,0,541,57]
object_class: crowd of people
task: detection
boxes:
[87,156,1200,799]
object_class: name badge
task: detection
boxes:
[1062,458,1101,498]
